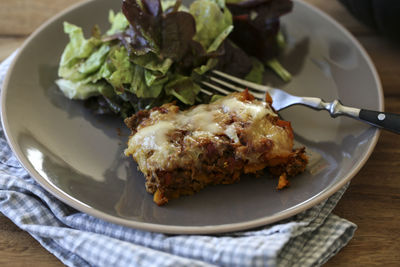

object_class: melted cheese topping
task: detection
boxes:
[183,105,224,134]
[125,94,291,171]
[132,121,175,150]
[221,97,276,120]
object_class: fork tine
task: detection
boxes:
[200,88,213,96]
[201,81,232,95]
[212,70,270,93]
[208,76,244,93]
[207,76,265,100]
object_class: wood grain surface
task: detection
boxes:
[0,0,399,266]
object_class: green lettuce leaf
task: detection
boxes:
[107,46,135,92]
[206,25,233,53]
[130,65,145,95]
[59,22,101,69]
[55,79,101,100]
[144,69,169,86]
[190,0,232,50]
[225,0,242,3]
[131,66,165,98]
[245,57,265,84]
[78,44,110,74]
[131,52,173,74]
[58,22,103,82]
[161,0,189,12]
[165,75,201,105]
[106,11,129,35]
[193,58,218,75]
[266,58,292,82]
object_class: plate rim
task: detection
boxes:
[1,0,383,234]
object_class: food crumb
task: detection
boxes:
[277,173,290,189]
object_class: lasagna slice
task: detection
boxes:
[124,91,307,205]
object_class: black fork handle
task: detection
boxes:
[359,109,400,134]
[299,98,400,135]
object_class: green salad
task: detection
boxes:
[56,0,293,118]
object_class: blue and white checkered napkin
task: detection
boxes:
[0,52,356,267]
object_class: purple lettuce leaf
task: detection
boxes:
[226,0,293,61]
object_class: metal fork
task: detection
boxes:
[201,70,400,134]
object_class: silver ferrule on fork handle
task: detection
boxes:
[301,97,360,118]
[202,70,400,134]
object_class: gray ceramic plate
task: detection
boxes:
[1,0,382,234]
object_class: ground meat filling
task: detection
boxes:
[124,91,308,205]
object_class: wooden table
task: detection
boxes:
[0,0,399,266]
